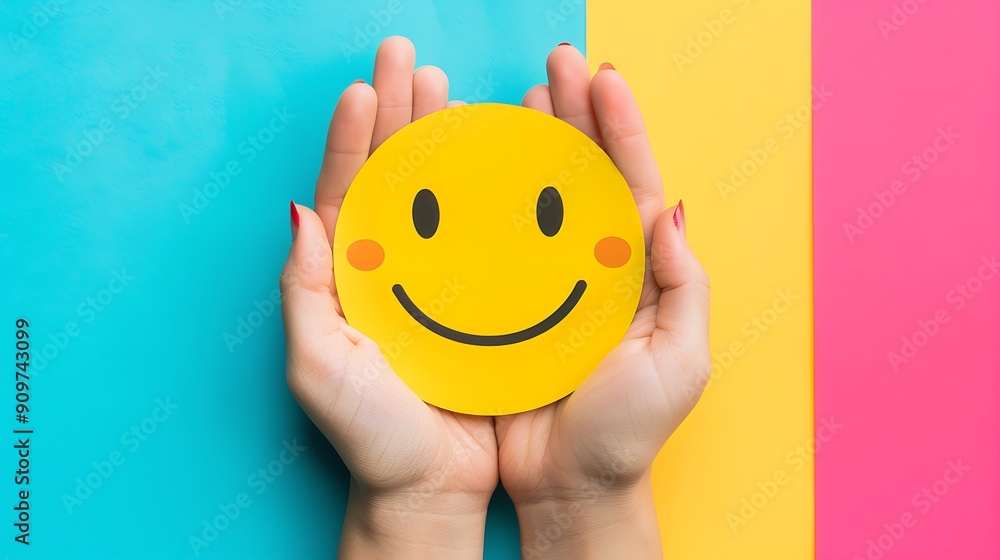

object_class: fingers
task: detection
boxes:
[522,84,554,115]
[447,100,466,108]
[649,204,710,362]
[280,205,349,352]
[590,68,666,244]
[371,36,416,153]
[314,83,378,247]
[412,65,449,120]
[546,44,602,145]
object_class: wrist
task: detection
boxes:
[339,477,491,560]
[512,472,662,560]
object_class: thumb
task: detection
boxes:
[280,203,439,483]
[649,201,711,388]
[280,203,351,352]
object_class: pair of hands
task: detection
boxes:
[280,37,711,559]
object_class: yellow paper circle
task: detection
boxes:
[333,103,644,415]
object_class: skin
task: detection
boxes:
[280,37,711,559]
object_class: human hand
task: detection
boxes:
[279,37,497,560]
[494,45,712,559]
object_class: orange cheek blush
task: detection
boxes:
[347,239,384,271]
[594,236,631,268]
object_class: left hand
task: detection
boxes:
[281,37,498,560]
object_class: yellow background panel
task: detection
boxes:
[588,1,815,558]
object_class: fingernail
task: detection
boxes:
[673,199,685,234]
[558,42,571,46]
[353,79,366,84]
[598,62,616,72]
[290,200,300,240]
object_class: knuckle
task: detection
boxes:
[688,352,713,394]
[285,368,309,402]
[279,263,303,296]
[693,262,711,290]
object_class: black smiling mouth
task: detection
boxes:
[391,280,587,346]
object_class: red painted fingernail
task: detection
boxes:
[558,42,571,46]
[673,199,685,232]
[598,62,616,72]
[290,200,300,239]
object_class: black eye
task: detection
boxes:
[536,186,563,237]
[412,189,440,239]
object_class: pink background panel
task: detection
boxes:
[814,1,1000,559]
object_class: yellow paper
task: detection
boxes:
[588,1,815,557]
[334,104,644,415]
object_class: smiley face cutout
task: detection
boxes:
[333,103,644,415]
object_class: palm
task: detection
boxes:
[497,314,701,499]
[496,47,710,501]
[313,323,498,495]
[281,37,497,498]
